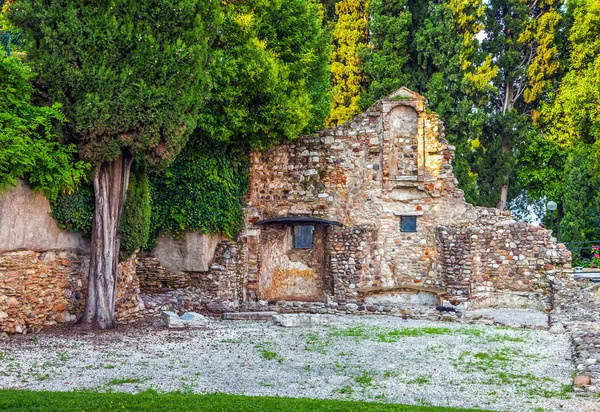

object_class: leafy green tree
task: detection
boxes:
[0,55,87,199]
[197,0,329,149]
[326,0,369,126]
[480,0,563,210]
[560,145,600,244]
[8,0,217,329]
[150,0,330,241]
[518,0,600,243]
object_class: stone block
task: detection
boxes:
[221,311,277,321]
[573,375,591,386]
[161,311,184,328]
[180,312,207,327]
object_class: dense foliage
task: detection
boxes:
[3,0,600,257]
[148,0,330,241]
[0,55,87,199]
[197,0,330,149]
[149,138,248,243]
[119,159,152,259]
[8,0,217,167]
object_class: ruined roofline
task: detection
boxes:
[314,87,429,137]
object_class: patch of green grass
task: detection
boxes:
[383,370,398,379]
[353,371,374,387]
[219,339,242,344]
[329,326,368,339]
[107,377,151,386]
[101,364,116,369]
[260,349,278,360]
[333,385,355,395]
[32,336,40,345]
[56,351,70,362]
[0,390,488,411]
[407,376,430,385]
[34,374,49,382]
[526,385,572,400]
[0,352,4,361]
[305,333,329,354]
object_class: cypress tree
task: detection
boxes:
[326,0,369,126]
[8,0,217,329]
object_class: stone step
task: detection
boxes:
[221,311,277,321]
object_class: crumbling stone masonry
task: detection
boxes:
[0,182,142,334]
[239,88,571,310]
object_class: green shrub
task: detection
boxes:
[50,184,94,237]
[119,159,151,260]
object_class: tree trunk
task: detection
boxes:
[79,152,134,329]
[497,81,513,211]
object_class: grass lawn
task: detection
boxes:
[0,390,487,411]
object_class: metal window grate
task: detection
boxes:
[400,216,417,232]
[294,225,315,249]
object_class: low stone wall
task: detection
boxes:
[136,257,190,291]
[0,250,84,334]
[139,240,243,313]
[438,210,571,307]
[550,275,600,393]
[0,251,142,334]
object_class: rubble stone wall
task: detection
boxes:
[0,251,142,334]
[438,211,572,307]
[244,88,564,305]
[0,181,142,334]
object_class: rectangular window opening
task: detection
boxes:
[400,216,417,232]
[294,225,315,249]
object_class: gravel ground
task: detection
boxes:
[0,314,598,412]
[467,309,549,328]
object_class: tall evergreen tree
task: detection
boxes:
[150,0,331,241]
[326,0,369,126]
[479,0,563,210]
[8,0,218,329]
[360,0,411,109]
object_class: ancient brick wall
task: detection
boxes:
[246,88,474,304]
[242,88,572,307]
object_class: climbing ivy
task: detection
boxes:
[50,183,94,237]
[148,136,249,247]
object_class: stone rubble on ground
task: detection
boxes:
[272,313,330,327]
[161,311,206,328]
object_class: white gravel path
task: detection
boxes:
[0,314,597,411]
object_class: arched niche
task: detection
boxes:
[388,105,419,179]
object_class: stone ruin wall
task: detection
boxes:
[245,89,572,307]
[135,232,242,310]
[0,182,142,334]
[438,209,572,309]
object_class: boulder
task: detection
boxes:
[272,314,330,327]
[161,311,184,328]
[180,312,207,327]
